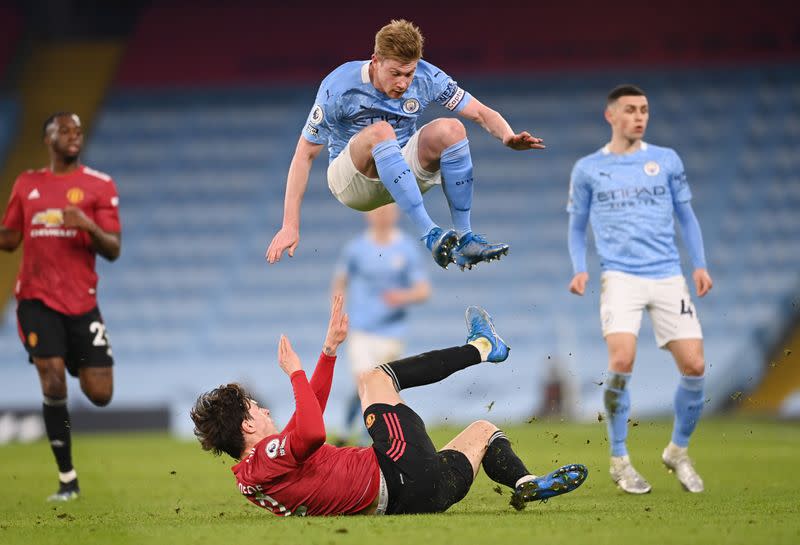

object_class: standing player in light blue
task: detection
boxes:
[332,204,431,444]
[266,19,544,270]
[567,85,713,494]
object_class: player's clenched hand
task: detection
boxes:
[693,268,713,297]
[266,226,299,264]
[63,205,94,231]
[323,294,348,356]
[278,335,302,375]
[568,272,589,296]
[503,131,545,151]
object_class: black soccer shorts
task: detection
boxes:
[365,402,474,514]
[17,299,114,377]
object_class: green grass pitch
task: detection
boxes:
[1,418,798,545]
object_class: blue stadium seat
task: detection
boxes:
[1,66,798,431]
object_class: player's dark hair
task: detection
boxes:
[607,84,646,105]
[190,383,253,459]
[42,111,75,137]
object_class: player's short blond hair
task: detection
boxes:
[374,19,424,63]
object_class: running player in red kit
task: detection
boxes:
[0,112,121,501]
[191,295,588,516]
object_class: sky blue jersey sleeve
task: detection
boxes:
[301,82,334,145]
[566,162,592,215]
[668,150,692,204]
[424,61,472,113]
[566,162,591,274]
[674,201,707,270]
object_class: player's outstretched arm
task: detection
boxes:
[63,205,121,261]
[0,226,22,252]
[266,137,325,264]
[567,212,589,295]
[457,97,545,150]
[323,293,348,357]
[278,335,326,459]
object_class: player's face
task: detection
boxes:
[372,56,418,99]
[607,96,649,141]
[246,400,278,437]
[46,115,83,159]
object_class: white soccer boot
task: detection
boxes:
[609,455,652,494]
[662,442,704,493]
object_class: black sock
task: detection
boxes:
[481,431,531,489]
[379,345,481,391]
[42,397,73,474]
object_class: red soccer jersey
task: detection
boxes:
[233,438,380,517]
[1,165,121,315]
[231,354,381,517]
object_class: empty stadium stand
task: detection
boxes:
[1,65,798,435]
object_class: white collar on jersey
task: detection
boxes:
[361,61,370,84]
[602,141,648,155]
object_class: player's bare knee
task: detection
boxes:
[608,355,634,373]
[89,392,112,407]
[42,379,67,399]
[362,121,396,147]
[81,382,111,406]
[438,117,466,142]
[469,419,499,440]
[38,369,67,398]
[682,358,705,377]
[359,367,393,391]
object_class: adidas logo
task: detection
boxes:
[28,188,40,200]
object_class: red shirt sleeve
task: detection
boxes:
[2,179,23,231]
[94,178,120,233]
[282,353,336,433]
[286,370,326,461]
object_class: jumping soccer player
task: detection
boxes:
[566,84,711,494]
[191,295,587,516]
[266,19,544,270]
[0,112,121,501]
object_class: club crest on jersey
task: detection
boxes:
[265,438,280,459]
[644,161,660,176]
[365,414,376,428]
[310,104,324,125]
[402,98,420,114]
[31,209,64,227]
[67,187,84,204]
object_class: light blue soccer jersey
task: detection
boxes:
[335,231,428,338]
[567,142,692,278]
[302,59,472,162]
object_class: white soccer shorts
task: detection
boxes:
[327,123,442,212]
[347,330,405,379]
[599,270,703,348]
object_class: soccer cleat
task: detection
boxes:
[47,479,80,502]
[509,464,589,510]
[609,455,652,494]
[453,232,509,270]
[465,306,509,362]
[421,227,458,269]
[662,444,704,493]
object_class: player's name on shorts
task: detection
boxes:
[30,228,78,238]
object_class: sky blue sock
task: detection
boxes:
[372,139,436,237]
[439,138,473,237]
[604,372,632,457]
[671,375,705,447]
